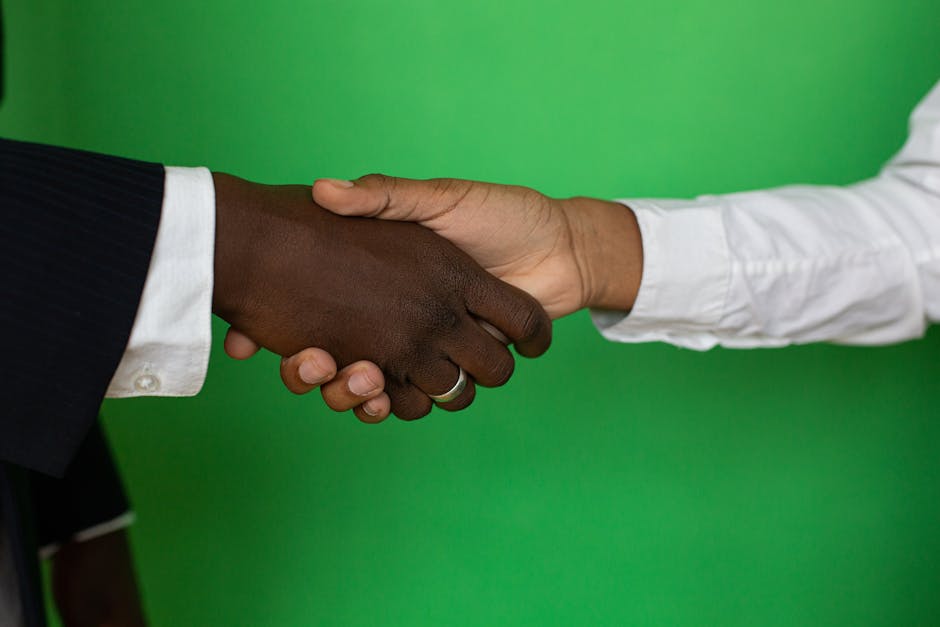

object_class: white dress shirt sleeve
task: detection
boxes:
[593,79,940,350]
[105,166,215,396]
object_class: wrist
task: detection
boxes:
[563,197,643,312]
[211,172,259,322]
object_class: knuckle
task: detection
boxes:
[519,186,548,209]
[513,301,547,342]
[483,352,515,388]
[421,300,462,335]
[359,173,398,207]
[359,172,390,187]
[432,178,475,208]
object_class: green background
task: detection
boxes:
[3,1,940,625]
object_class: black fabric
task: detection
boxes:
[28,419,130,549]
[0,138,165,475]
[0,419,132,627]
[0,464,47,627]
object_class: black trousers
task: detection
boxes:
[0,421,131,627]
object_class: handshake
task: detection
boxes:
[211,173,643,422]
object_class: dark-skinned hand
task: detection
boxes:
[211,174,552,420]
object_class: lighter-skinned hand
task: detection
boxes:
[224,327,391,423]
[311,175,643,318]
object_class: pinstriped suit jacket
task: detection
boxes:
[1,138,165,476]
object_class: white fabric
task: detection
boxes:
[106,166,215,396]
[38,511,137,560]
[594,80,940,350]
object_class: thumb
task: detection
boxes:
[313,174,476,225]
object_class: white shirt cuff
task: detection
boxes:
[591,198,731,350]
[105,166,215,397]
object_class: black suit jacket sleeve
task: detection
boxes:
[0,138,165,476]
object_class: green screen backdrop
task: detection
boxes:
[3,1,939,625]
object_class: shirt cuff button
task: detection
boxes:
[134,373,161,393]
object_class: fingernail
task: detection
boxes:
[321,178,354,189]
[363,399,382,417]
[348,371,379,396]
[299,360,327,385]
